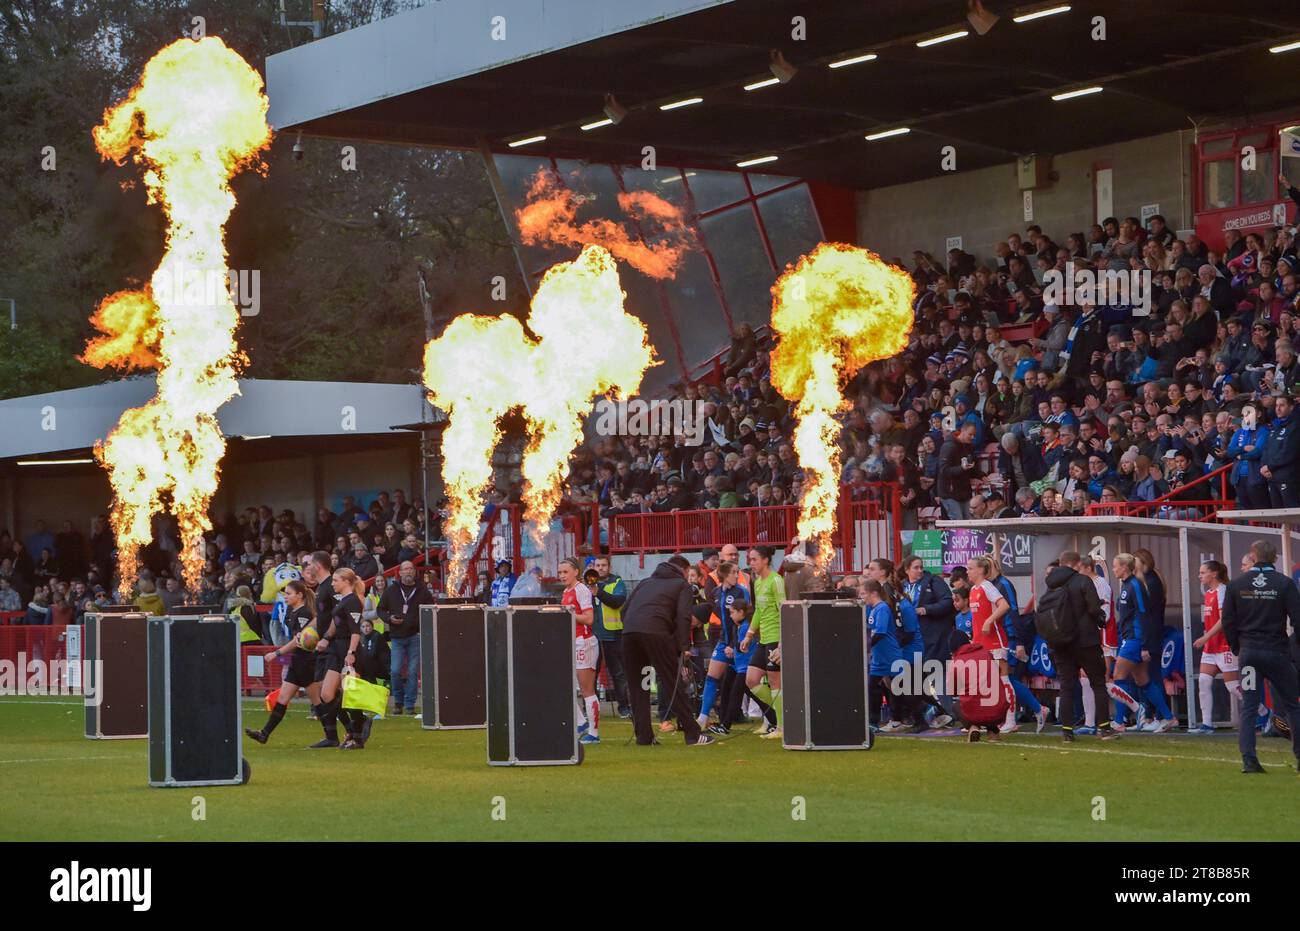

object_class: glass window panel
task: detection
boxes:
[1284,154,1300,191]
[748,172,797,194]
[1203,159,1235,209]
[620,271,683,396]
[1202,137,1233,156]
[684,169,748,213]
[492,152,559,275]
[698,205,776,329]
[663,248,732,381]
[1242,150,1275,205]
[1238,132,1268,149]
[757,184,822,270]
[618,165,690,208]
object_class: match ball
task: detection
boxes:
[297,627,320,651]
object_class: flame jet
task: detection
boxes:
[514,169,692,280]
[82,37,271,592]
[423,245,653,590]
[769,243,915,564]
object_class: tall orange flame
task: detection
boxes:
[514,169,692,280]
[769,243,915,564]
[83,37,271,593]
[422,245,653,589]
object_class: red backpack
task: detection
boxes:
[947,642,1009,726]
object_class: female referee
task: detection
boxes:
[245,579,317,744]
[312,568,366,750]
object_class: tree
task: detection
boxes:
[0,0,526,398]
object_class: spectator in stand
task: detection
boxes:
[0,577,20,613]
[133,578,164,616]
[723,323,758,378]
[1261,393,1300,507]
[936,421,982,520]
[24,585,51,624]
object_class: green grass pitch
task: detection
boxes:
[1,696,1295,841]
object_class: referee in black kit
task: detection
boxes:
[621,555,716,747]
[1221,540,1300,774]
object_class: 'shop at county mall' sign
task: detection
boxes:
[909,529,1034,576]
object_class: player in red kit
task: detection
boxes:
[559,556,600,744]
[966,555,1015,739]
[1192,560,1240,733]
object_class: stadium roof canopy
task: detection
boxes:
[0,379,440,461]
[266,0,1300,189]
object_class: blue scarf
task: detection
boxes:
[1059,308,1097,367]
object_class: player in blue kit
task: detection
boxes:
[696,559,748,733]
[1107,553,1176,733]
[694,561,753,735]
[864,580,905,733]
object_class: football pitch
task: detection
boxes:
[2,696,1296,842]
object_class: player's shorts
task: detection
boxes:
[314,652,343,681]
[1118,638,1143,663]
[1102,644,1117,659]
[285,653,315,688]
[753,641,781,672]
[988,647,1008,661]
[710,639,755,673]
[575,635,599,671]
[1200,651,1239,673]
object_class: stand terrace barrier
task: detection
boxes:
[1085,463,1233,522]
[607,483,902,569]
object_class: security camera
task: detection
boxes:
[292,131,305,161]
[769,49,797,84]
[602,93,627,125]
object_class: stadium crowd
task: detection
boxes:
[9,181,1300,639]
[560,177,1300,531]
[0,491,444,624]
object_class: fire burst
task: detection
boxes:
[769,243,915,564]
[514,169,692,280]
[422,245,653,589]
[82,38,271,592]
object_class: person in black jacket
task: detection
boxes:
[620,555,715,746]
[1220,540,1300,773]
[996,432,1047,500]
[1051,553,1118,742]
[936,421,980,519]
[899,556,955,725]
[1260,394,1300,508]
[378,560,434,715]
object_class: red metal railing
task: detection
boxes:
[456,503,528,597]
[681,324,773,389]
[0,623,70,665]
[0,624,286,698]
[1085,463,1233,521]
[606,482,903,569]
